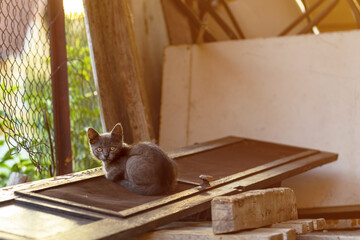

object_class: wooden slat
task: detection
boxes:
[168,136,243,159]
[0,168,104,203]
[14,191,123,219]
[325,219,360,229]
[42,151,337,239]
[298,205,360,219]
[15,197,106,221]
[297,230,360,240]
[133,228,285,240]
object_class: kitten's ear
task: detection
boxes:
[111,123,123,141]
[88,128,100,144]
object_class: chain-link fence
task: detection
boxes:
[0,0,101,186]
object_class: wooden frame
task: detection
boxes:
[0,137,337,239]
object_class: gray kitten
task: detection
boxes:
[87,123,178,196]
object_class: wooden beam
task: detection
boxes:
[48,0,72,175]
[211,188,298,234]
[83,0,154,143]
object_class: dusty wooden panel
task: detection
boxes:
[83,0,154,143]
[211,188,297,234]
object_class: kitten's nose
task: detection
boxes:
[104,151,109,158]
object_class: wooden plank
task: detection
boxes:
[42,151,337,239]
[128,0,169,140]
[325,219,360,229]
[211,188,297,234]
[0,202,93,239]
[0,168,104,203]
[83,0,154,143]
[14,191,123,219]
[254,228,296,240]
[297,230,360,240]
[302,218,326,230]
[15,197,106,221]
[133,228,284,240]
[298,205,360,219]
[271,219,314,234]
[168,136,243,159]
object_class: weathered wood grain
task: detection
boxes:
[83,0,154,143]
[119,149,317,218]
[133,228,285,240]
[0,137,243,204]
[42,151,337,239]
[297,230,360,240]
[272,219,314,234]
[325,219,360,229]
[211,188,298,234]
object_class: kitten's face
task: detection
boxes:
[88,123,124,162]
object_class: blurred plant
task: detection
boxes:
[0,12,101,187]
[65,13,102,171]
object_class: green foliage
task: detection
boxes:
[0,140,44,187]
[65,13,102,171]
[0,13,101,187]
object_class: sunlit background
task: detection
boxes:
[63,0,84,15]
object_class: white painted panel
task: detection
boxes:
[160,45,192,151]
[161,30,360,207]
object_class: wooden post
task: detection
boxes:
[83,0,154,143]
[48,0,73,175]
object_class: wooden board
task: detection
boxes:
[0,137,337,239]
[160,31,360,209]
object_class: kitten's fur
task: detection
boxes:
[87,123,177,196]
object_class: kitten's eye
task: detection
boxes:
[110,147,116,151]
[97,148,103,152]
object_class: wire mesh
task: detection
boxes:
[0,0,101,184]
[0,0,55,178]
